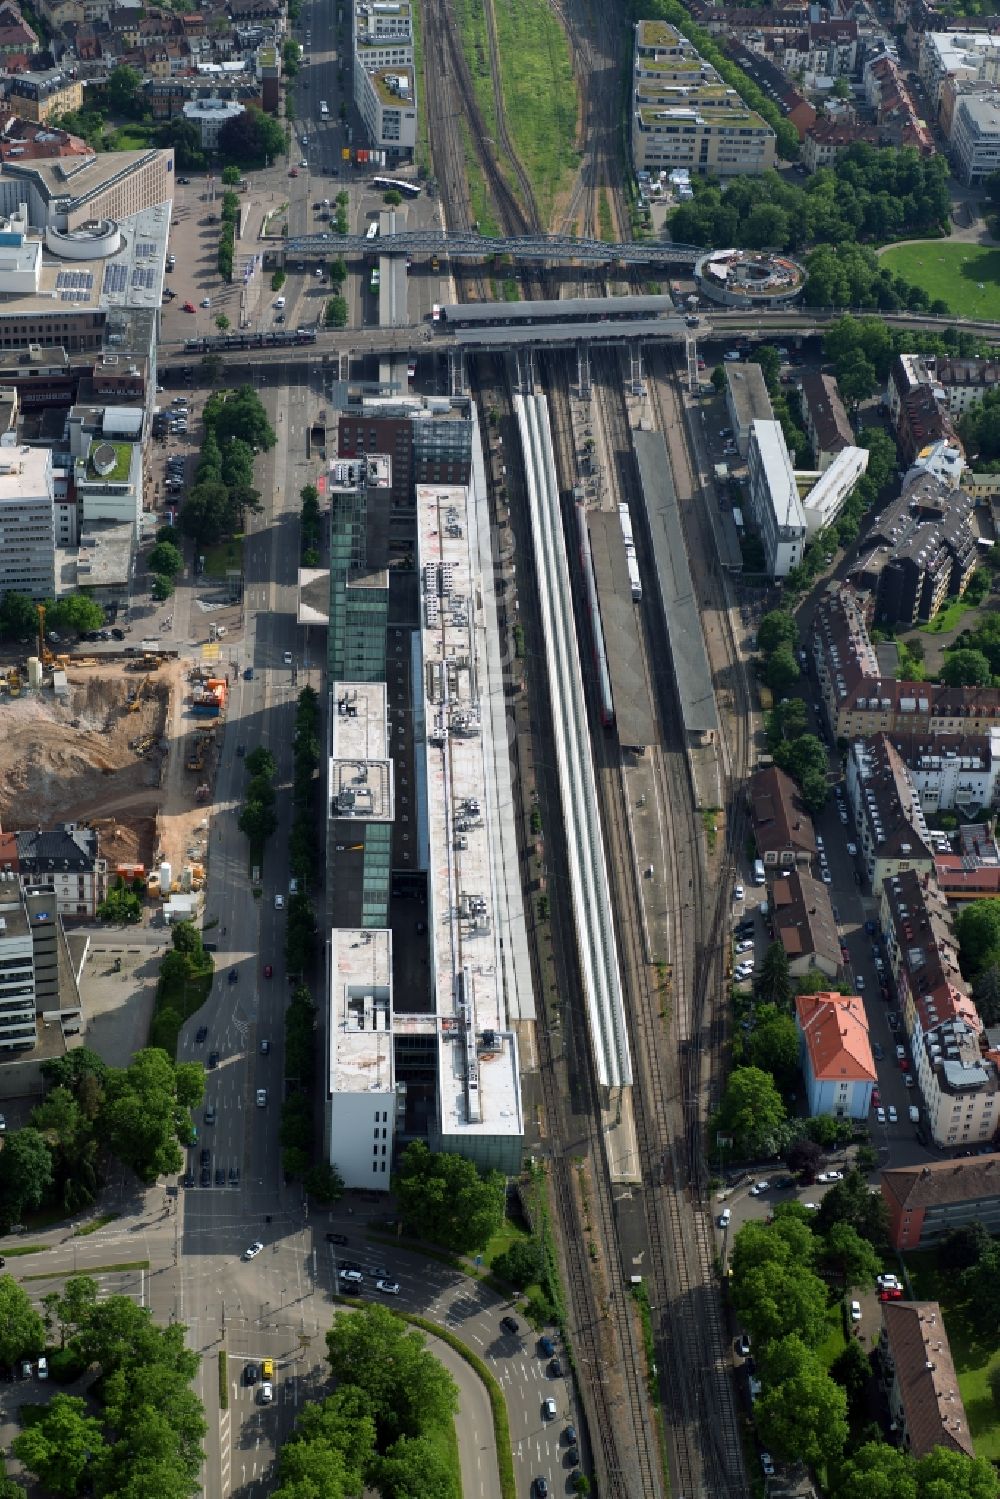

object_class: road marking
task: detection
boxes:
[219,1406,231,1496]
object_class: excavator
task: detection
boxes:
[35,604,54,668]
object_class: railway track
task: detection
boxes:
[584,349,749,1497]
[482,0,542,231]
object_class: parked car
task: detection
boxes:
[850,1300,862,1322]
[719,1207,732,1228]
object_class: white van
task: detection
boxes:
[752,859,766,886]
[274,296,286,309]
[319,100,329,117]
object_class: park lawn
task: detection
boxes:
[918,593,978,635]
[905,1251,1000,1459]
[202,536,245,578]
[815,1302,849,1373]
[107,123,158,151]
[880,241,1000,321]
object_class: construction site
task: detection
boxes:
[0,652,224,894]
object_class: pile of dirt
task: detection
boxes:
[0,674,169,829]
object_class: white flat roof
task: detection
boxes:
[328,926,395,1096]
[417,483,522,1139]
[753,418,805,530]
[329,680,394,822]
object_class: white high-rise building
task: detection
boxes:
[0,441,54,600]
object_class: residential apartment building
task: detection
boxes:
[14,822,107,917]
[897,730,1000,815]
[631,20,776,177]
[353,0,416,159]
[845,733,934,890]
[849,473,978,628]
[919,29,1000,113]
[0,884,36,1051]
[879,868,998,1146]
[881,1155,1000,1248]
[746,419,806,577]
[798,371,853,471]
[7,70,82,123]
[813,582,1000,739]
[879,1302,974,1458]
[771,870,841,979]
[0,440,53,598]
[796,991,876,1120]
[749,765,816,868]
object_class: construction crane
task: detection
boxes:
[35,604,53,668]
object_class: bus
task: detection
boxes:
[372,175,421,198]
[319,100,329,117]
[365,221,379,241]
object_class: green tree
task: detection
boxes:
[151,574,175,602]
[732,1259,829,1347]
[956,898,1000,976]
[47,594,104,634]
[767,697,808,748]
[13,1395,106,1496]
[221,164,241,185]
[302,1162,345,1203]
[96,1049,188,1183]
[756,1334,848,1466]
[394,1141,505,1253]
[830,1337,872,1406]
[914,1447,1000,1499]
[54,1276,99,1347]
[97,878,142,924]
[815,1167,889,1247]
[764,644,801,693]
[710,1066,787,1160]
[282,38,301,77]
[492,1239,544,1289]
[204,385,275,451]
[837,348,879,405]
[786,1136,824,1179]
[374,1434,455,1499]
[747,1008,800,1093]
[324,296,348,328]
[710,364,726,392]
[758,609,798,657]
[835,1442,919,1499]
[0,1457,26,1499]
[942,648,992,687]
[755,942,793,1010]
[245,745,277,779]
[238,797,278,843]
[217,105,285,168]
[939,1221,992,1270]
[0,590,38,639]
[215,314,230,332]
[0,1127,53,1221]
[179,480,236,545]
[106,64,142,115]
[821,1220,882,1287]
[0,1276,46,1364]
[72,1295,197,1379]
[325,1304,458,1444]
